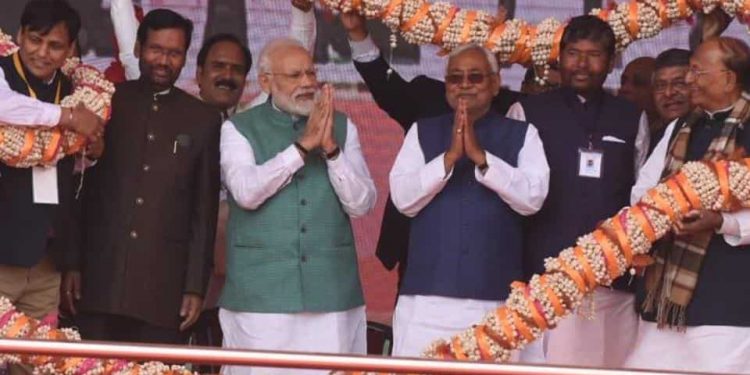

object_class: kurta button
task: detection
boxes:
[300,226,307,233]
[300,199,307,205]
[147,133,155,141]
[142,164,150,172]
[135,197,144,205]
[301,255,307,262]
[129,230,138,239]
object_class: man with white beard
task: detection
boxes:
[217,38,376,375]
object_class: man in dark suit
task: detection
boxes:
[62,8,221,344]
[339,11,522,283]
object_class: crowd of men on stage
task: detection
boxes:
[1,0,749,374]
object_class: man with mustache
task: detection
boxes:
[62,9,221,345]
[627,37,750,374]
[506,15,649,367]
[389,44,549,358]
[647,49,692,153]
[218,38,376,374]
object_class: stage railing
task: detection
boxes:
[0,338,699,374]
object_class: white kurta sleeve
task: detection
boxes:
[325,119,377,217]
[630,120,676,204]
[349,35,380,63]
[220,120,305,210]
[474,124,549,216]
[389,124,453,218]
[110,0,140,80]
[0,68,60,126]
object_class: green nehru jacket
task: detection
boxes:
[219,101,364,313]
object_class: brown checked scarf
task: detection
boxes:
[643,92,750,329]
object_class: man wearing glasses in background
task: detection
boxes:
[648,48,693,153]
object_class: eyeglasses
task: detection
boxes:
[687,67,728,78]
[266,68,317,81]
[653,79,688,93]
[445,72,492,85]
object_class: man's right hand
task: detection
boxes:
[340,12,368,42]
[444,99,467,174]
[61,271,82,315]
[59,104,105,142]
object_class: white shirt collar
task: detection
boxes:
[704,104,734,120]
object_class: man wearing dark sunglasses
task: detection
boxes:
[506,15,650,367]
[389,44,549,359]
[339,10,523,299]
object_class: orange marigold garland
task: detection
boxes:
[319,0,750,84]
[0,297,194,374]
[0,28,114,168]
[415,158,750,365]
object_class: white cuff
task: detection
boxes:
[280,144,305,172]
[421,153,452,189]
[349,35,379,63]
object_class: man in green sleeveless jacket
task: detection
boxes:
[218,38,376,374]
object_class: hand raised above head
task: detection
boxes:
[340,11,368,42]
[291,0,313,12]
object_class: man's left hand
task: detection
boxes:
[320,85,338,155]
[674,209,723,237]
[291,0,313,12]
[179,294,203,331]
[463,118,487,167]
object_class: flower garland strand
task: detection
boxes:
[0,28,114,168]
[338,157,750,375]
[319,0,750,84]
[0,297,194,374]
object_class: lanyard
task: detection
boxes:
[13,52,61,104]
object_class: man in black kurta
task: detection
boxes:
[64,9,220,344]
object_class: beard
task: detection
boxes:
[272,86,317,117]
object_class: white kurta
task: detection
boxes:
[544,288,639,367]
[219,306,367,375]
[624,321,750,374]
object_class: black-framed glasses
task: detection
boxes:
[445,72,492,85]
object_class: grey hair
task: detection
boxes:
[446,44,499,74]
[257,37,307,74]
